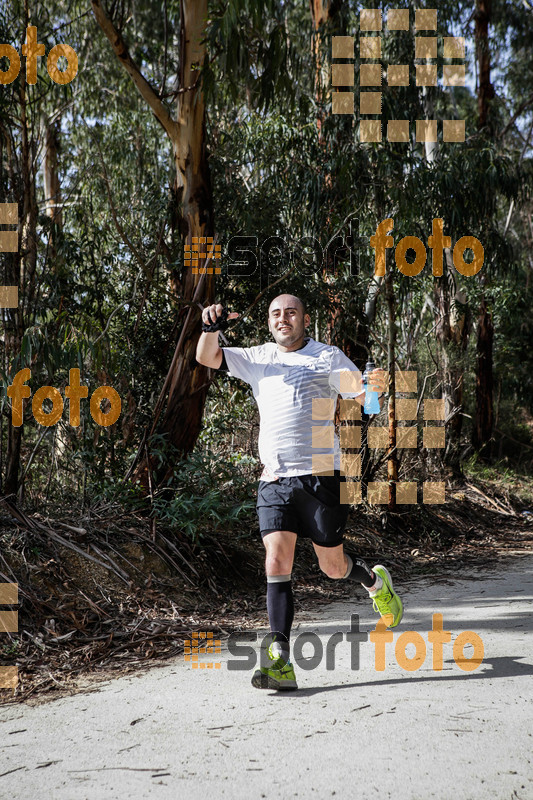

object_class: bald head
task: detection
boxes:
[268,294,306,316]
[267,294,310,352]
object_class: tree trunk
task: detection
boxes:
[92,0,215,489]
[475,0,495,130]
[309,2,364,370]
[43,120,62,227]
[473,297,493,453]
[434,252,469,473]
[43,118,62,264]
[41,117,69,485]
[4,39,37,497]
[420,63,471,471]
[385,270,397,509]
[310,0,333,139]
[150,0,215,485]
[473,0,495,457]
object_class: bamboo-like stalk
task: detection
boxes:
[385,267,397,510]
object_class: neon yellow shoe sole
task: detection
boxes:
[251,648,298,691]
[251,663,298,690]
[371,564,403,628]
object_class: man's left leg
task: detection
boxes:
[264,529,297,665]
[251,529,299,691]
[313,543,403,628]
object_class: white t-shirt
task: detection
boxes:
[222,337,363,477]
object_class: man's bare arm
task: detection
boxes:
[196,330,223,369]
[195,303,239,368]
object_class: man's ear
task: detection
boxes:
[304,314,311,328]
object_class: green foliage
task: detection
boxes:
[463,452,533,505]
[152,451,258,542]
[1,0,533,512]
[87,474,147,511]
[0,639,21,658]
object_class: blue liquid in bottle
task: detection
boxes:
[363,359,381,415]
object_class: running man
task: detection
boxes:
[196,294,403,690]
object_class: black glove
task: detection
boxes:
[202,306,229,332]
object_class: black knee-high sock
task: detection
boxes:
[343,553,375,588]
[266,575,294,658]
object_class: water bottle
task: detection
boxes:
[363,359,381,415]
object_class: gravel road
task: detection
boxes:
[1,555,532,800]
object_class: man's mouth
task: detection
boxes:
[279,326,291,333]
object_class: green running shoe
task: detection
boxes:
[370,565,403,628]
[251,643,298,691]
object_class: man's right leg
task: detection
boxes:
[264,530,297,659]
[252,530,298,690]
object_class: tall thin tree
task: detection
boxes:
[91,0,216,487]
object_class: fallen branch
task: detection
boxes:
[465,483,515,516]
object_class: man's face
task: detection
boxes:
[267,295,310,348]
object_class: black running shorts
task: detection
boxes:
[256,472,349,548]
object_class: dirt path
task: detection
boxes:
[1,555,532,800]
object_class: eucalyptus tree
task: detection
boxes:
[0,0,86,496]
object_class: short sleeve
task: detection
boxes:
[215,351,229,372]
[328,348,364,398]
[221,347,260,386]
